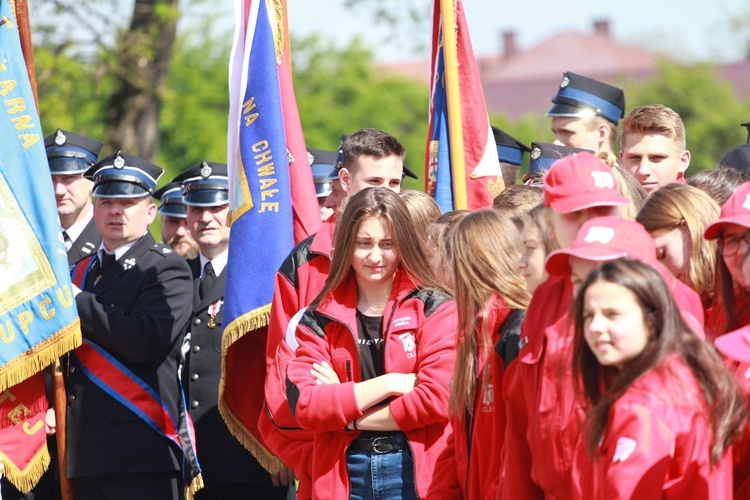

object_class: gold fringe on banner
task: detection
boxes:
[0,442,50,493]
[184,472,204,500]
[0,320,81,394]
[218,304,283,473]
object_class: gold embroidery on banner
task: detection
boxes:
[267,0,284,66]
[0,173,56,316]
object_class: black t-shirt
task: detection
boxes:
[355,309,385,381]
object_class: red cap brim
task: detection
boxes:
[549,192,630,214]
[545,247,628,276]
[704,215,750,240]
[715,327,750,363]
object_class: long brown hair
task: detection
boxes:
[572,258,746,463]
[637,183,720,299]
[444,210,531,416]
[309,188,443,310]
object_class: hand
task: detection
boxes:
[270,465,296,488]
[387,372,417,396]
[311,361,340,385]
[44,408,56,435]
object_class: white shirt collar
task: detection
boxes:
[199,250,228,278]
[62,208,94,243]
[96,240,137,262]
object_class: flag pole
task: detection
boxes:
[14,1,74,498]
[439,0,468,210]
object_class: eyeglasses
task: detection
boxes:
[721,232,750,256]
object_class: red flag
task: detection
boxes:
[426,0,505,210]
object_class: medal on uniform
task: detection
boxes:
[207,300,222,328]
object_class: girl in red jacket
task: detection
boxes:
[285,187,457,500]
[429,210,530,499]
[571,258,746,499]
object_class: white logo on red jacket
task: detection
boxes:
[393,314,416,328]
[612,437,637,463]
[482,383,494,410]
[397,332,417,358]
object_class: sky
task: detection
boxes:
[281,0,749,64]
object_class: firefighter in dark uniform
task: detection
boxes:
[154,181,199,259]
[173,161,291,499]
[66,151,195,500]
[45,128,103,265]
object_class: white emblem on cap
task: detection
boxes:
[612,437,637,463]
[531,147,541,160]
[200,161,212,178]
[560,76,570,88]
[743,194,750,210]
[54,129,67,146]
[113,153,125,169]
[583,226,616,245]
[591,171,614,189]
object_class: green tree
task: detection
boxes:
[293,35,429,189]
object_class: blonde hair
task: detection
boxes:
[399,190,441,248]
[636,183,720,298]
[621,104,686,151]
[596,151,647,220]
[426,210,469,291]
[310,188,442,310]
[444,210,530,416]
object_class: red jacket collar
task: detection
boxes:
[310,212,337,258]
[315,267,420,326]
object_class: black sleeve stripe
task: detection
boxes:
[278,233,317,288]
[495,309,526,368]
[299,310,331,339]
[286,375,301,419]
[410,288,453,317]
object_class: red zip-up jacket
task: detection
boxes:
[714,326,750,497]
[285,268,457,500]
[429,297,511,499]
[573,356,733,499]
[259,216,336,499]
[503,266,706,499]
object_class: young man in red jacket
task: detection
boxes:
[260,128,415,498]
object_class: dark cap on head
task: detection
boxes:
[546,72,625,125]
[44,129,103,175]
[528,142,594,177]
[85,151,163,198]
[172,161,229,207]
[492,126,531,166]
[154,182,187,218]
[308,148,339,198]
[720,144,750,175]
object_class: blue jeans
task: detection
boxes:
[346,437,417,499]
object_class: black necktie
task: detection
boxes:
[62,230,72,251]
[100,252,116,273]
[200,262,216,300]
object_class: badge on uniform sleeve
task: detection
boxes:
[207,300,223,328]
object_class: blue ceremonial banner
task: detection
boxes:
[0,0,81,392]
[223,0,293,339]
[220,0,321,472]
[427,36,454,212]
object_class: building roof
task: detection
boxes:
[377,21,750,119]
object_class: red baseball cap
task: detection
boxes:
[715,325,750,363]
[704,182,750,240]
[545,216,657,275]
[543,152,630,214]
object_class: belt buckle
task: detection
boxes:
[372,437,391,454]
